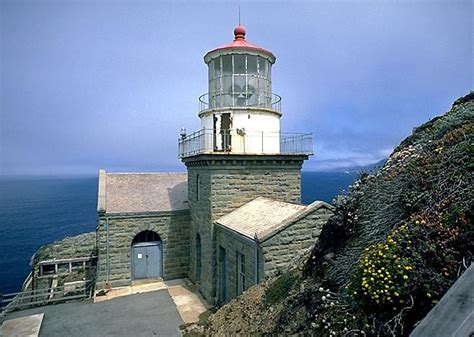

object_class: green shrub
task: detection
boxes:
[265,271,298,306]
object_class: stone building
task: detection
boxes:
[96,171,189,289]
[95,26,333,305]
[215,197,332,303]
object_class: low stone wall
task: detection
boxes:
[96,210,190,289]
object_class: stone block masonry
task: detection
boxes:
[96,210,190,289]
[215,226,260,303]
[183,154,308,304]
[261,207,333,276]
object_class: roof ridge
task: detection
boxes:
[107,172,187,175]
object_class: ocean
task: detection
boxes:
[0,171,357,295]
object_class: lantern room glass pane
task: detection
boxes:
[233,75,246,106]
[247,55,257,75]
[213,58,221,76]
[234,55,245,75]
[222,55,232,74]
[258,57,266,77]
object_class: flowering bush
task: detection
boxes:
[348,224,415,312]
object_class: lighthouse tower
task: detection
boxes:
[180,26,313,304]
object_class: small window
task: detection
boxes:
[132,230,160,244]
[237,251,246,295]
[41,264,55,275]
[196,174,201,201]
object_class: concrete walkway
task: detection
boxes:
[1,290,183,337]
[0,313,43,337]
[94,278,211,324]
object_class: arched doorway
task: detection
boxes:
[131,230,162,280]
[196,233,202,282]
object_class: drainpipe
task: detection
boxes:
[106,216,110,285]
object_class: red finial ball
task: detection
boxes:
[234,25,246,40]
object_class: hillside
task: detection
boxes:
[191,92,473,336]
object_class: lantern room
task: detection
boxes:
[204,26,275,110]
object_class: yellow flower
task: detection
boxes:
[403,275,409,280]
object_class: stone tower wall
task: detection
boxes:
[184,154,307,304]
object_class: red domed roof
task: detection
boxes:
[204,26,275,63]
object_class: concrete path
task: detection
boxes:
[166,280,212,324]
[1,290,183,337]
[0,313,43,337]
[94,278,212,324]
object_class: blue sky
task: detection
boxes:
[1,0,472,175]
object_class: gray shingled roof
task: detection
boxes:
[97,171,188,214]
[216,197,330,240]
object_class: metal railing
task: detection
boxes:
[199,92,282,113]
[38,256,97,277]
[178,128,313,158]
[1,279,94,316]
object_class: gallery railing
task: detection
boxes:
[178,128,313,158]
[199,92,282,112]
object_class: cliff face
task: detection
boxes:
[198,93,473,336]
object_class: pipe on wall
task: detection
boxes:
[254,233,259,284]
[105,217,110,285]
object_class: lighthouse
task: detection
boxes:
[93,25,329,301]
[179,26,314,304]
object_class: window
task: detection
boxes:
[132,230,160,244]
[196,174,201,201]
[236,251,246,295]
[41,264,55,275]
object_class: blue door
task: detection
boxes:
[131,241,162,279]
